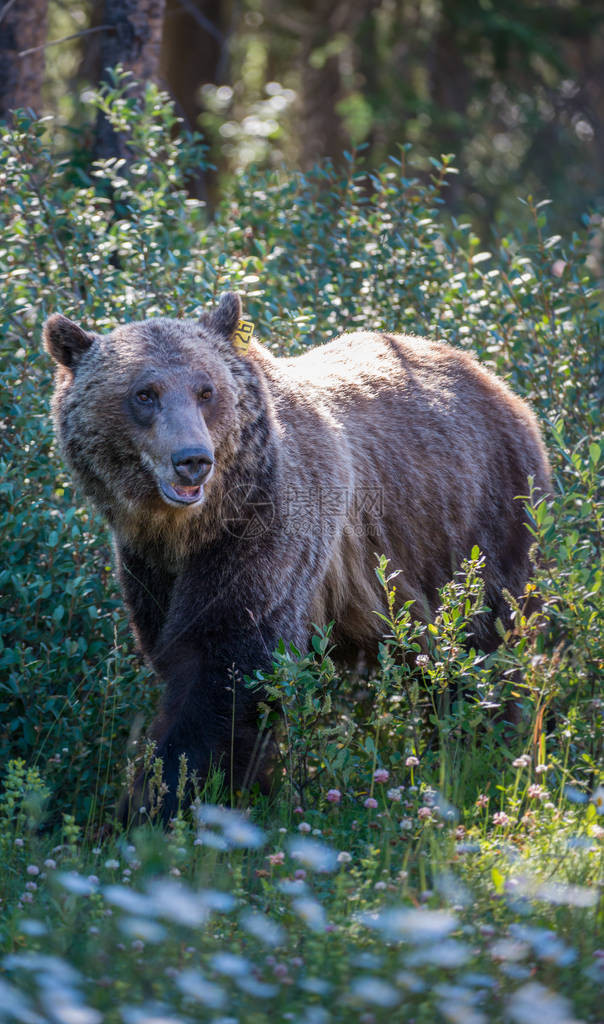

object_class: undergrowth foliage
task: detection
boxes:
[0,73,602,1023]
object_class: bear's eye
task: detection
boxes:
[135,389,155,405]
[198,388,213,402]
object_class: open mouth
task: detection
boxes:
[159,481,205,507]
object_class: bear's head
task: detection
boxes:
[44,292,257,538]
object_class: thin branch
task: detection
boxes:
[175,0,224,44]
[0,0,17,25]
[51,0,84,13]
[19,25,112,59]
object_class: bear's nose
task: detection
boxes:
[171,447,214,485]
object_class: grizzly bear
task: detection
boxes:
[44,292,550,820]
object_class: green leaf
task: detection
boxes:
[491,867,505,895]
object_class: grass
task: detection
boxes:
[1,755,602,1023]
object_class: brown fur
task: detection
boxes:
[265,329,551,650]
[44,294,550,816]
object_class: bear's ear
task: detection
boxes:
[44,314,95,369]
[203,291,243,341]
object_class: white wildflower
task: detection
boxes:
[195,832,228,851]
[121,1003,186,1024]
[509,924,576,966]
[362,907,457,944]
[223,819,265,849]
[563,785,587,804]
[147,880,209,927]
[396,970,425,993]
[120,918,166,943]
[200,889,235,913]
[39,994,102,1024]
[103,885,153,916]
[3,952,81,986]
[210,952,251,978]
[490,939,530,962]
[288,837,338,872]
[536,881,597,907]
[176,969,226,1009]
[19,919,47,937]
[195,804,265,848]
[507,981,579,1024]
[350,976,399,1008]
[278,879,307,895]
[239,910,285,946]
[57,873,98,895]
[236,977,278,998]
[291,897,327,931]
[298,978,331,997]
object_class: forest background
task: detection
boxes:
[2,0,604,241]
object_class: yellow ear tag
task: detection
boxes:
[233,318,254,354]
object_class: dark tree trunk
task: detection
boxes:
[161,0,226,133]
[0,0,49,118]
[160,0,228,199]
[298,0,347,166]
[95,0,166,159]
[298,0,380,168]
[427,7,473,209]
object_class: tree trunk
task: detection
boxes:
[100,0,165,83]
[298,0,380,168]
[95,0,167,158]
[160,0,228,199]
[161,0,225,133]
[0,0,49,118]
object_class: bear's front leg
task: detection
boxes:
[121,628,277,826]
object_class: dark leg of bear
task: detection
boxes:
[153,629,275,816]
[116,545,175,652]
[121,604,281,823]
[116,536,307,826]
[119,626,278,827]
